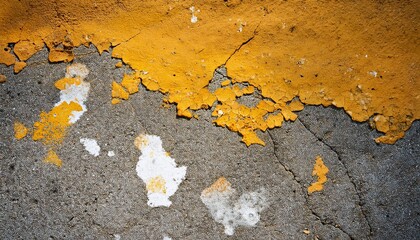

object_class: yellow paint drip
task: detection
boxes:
[14,121,28,140]
[0,1,418,145]
[44,149,62,167]
[146,176,167,194]
[308,156,329,194]
[33,101,82,145]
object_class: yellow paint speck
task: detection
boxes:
[308,156,329,194]
[146,176,167,194]
[54,78,82,90]
[0,74,6,83]
[44,149,62,167]
[14,121,28,140]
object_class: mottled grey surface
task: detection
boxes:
[0,46,418,240]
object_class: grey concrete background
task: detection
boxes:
[0,46,419,239]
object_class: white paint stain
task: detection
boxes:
[189,6,199,23]
[80,138,100,157]
[135,134,187,207]
[57,63,90,123]
[108,150,115,157]
[201,177,269,235]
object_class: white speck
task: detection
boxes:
[190,6,199,23]
[218,110,224,115]
[297,58,306,65]
[369,71,378,77]
[80,138,100,157]
[114,234,121,240]
[56,63,90,123]
[108,150,115,157]
[135,134,187,207]
[163,236,172,240]
[201,177,269,235]
[365,54,368,58]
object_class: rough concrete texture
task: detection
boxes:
[1,47,419,239]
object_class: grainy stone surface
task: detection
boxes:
[0,47,418,239]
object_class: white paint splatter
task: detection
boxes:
[56,63,90,123]
[369,71,378,77]
[80,138,100,157]
[108,150,115,157]
[163,236,172,240]
[201,177,269,235]
[135,134,187,207]
[189,6,199,23]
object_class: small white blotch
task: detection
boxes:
[114,234,121,240]
[369,71,378,77]
[218,110,224,116]
[201,178,269,235]
[297,58,306,66]
[190,6,199,23]
[135,134,187,207]
[163,236,172,240]
[80,138,100,157]
[108,150,115,157]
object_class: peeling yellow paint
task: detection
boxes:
[54,77,82,90]
[0,0,418,145]
[115,61,123,68]
[111,81,129,100]
[14,121,28,140]
[308,156,329,194]
[121,72,141,94]
[146,176,167,194]
[13,61,27,73]
[44,149,62,167]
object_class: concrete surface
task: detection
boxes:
[0,46,419,239]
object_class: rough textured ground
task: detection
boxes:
[1,48,419,239]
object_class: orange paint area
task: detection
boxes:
[308,156,329,194]
[14,121,28,140]
[201,177,233,197]
[146,176,167,194]
[0,74,6,83]
[0,0,418,145]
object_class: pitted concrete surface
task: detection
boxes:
[1,47,419,239]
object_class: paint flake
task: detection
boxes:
[135,134,187,207]
[14,121,28,140]
[308,156,329,194]
[80,138,100,157]
[0,74,6,83]
[107,150,115,157]
[201,177,269,235]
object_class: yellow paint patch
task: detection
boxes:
[44,149,62,167]
[14,121,28,140]
[13,61,27,73]
[115,61,123,68]
[146,176,167,194]
[0,1,418,145]
[121,72,141,94]
[111,81,129,100]
[201,177,232,197]
[54,77,82,90]
[33,101,82,145]
[308,156,329,194]
[0,74,6,83]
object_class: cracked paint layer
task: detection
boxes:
[134,134,187,207]
[308,156,329,194]
[14,121,28,140]
[0,1,418,145]
[201,177,269,235]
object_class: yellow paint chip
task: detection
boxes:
[146,176,167,194]
[121,72,141,94]
[48,49,74,63]
[111,98,121,105]
[14,121,28,140]
[111,81,129,100]
[221,80,231,86]
[14,40,43,61]
[13,61,27,73]
[54,77,81,90]
[115,61,123,68]
[308,156,329,194]
[44,149,62,167]
[201,177,232,196]
[0,74,6,83]
[0,46,15,66]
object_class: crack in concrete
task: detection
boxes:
[267,130,353,239]
[296,118,374,238]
